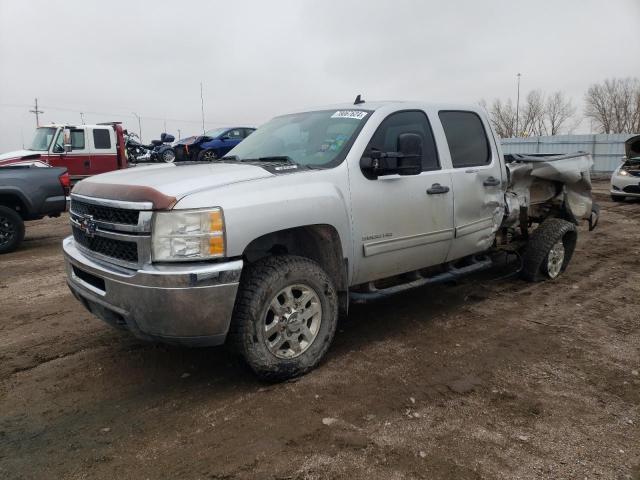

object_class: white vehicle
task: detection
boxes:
[610,135,640,201]
[63,99,599,380]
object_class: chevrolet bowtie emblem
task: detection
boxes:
[78,214,97,238]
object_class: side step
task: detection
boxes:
[349,256,494,304]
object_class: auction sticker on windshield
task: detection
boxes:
[331,110,368,120]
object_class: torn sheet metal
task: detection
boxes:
[503,152,594,226]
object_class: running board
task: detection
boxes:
[349,256,494,303]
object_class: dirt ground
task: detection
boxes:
[0,179,638,480]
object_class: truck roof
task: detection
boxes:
[39,123,118,129]
[287,100,483,114]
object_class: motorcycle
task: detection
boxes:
[125,132,176,163]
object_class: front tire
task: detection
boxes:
[197,149,217,162]
[228,255,338,381]
[0,206,25,254]
[522,218,577,282]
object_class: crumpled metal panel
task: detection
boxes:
[503,153,594,226]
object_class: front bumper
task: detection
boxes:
[63,236,242,346]
[611,174,640,197]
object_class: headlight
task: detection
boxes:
[619,169,629,176]
[152,208,225,261]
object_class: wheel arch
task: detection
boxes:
[0,190,31,219]
[241,224,349,314]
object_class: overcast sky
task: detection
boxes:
[1,0,639,151]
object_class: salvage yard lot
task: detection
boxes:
[0,179,638,479]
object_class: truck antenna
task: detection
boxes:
[29,98,44,127]
[354,94,365,105]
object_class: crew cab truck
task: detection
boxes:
[0,162,69,253]
[63,101,598,380]
[0,123,128,180]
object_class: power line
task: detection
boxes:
[0,102,258,126]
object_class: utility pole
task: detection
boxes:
[163,119,167,133]
[80,112,85,124]
[131,112,142,140]
[515,73,521,137]
[29,98,44,127]
[177,129,181,140]
[200,82,205,134]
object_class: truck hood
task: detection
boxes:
[72,162,274,209]
[0,150,42,164]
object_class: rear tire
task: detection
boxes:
[522,218,577,282]
[161,149,176,163]
[0,206,25,254]
[228,255,338,381]
[611,194,626,202]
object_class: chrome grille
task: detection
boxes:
[69,194,153,269]
[72,226,139,263]
[71,199,139,225]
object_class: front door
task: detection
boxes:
[437,110,505,261]
[349,110,455,284]
[49,127,91,178]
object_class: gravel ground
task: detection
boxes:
[0,179,638,479]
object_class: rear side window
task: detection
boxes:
[93,129,111,149]
[438,111,490,168]
[243,128,255,138]
[366,110,439,171]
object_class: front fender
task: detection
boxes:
[173,171,352,267]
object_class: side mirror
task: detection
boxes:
[220,136,230,141]
[63,128,73,153]
[360,133,423,178]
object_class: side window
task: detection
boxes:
[53,129,85,151]
[366,110,439,171]
[93,129,111,149]
[438,111,490,168]
[243,128,255,138]
[226,129,242,139]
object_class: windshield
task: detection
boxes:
[29,127,58,151]
[204,128,227,138]
[226,109,370,167]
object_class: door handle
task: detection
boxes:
[427,183,450,195]
[84,160,90,168]
[483,176,501,187]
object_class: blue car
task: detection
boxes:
[173,127,255,162]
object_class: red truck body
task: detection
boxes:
[0,123,128,180]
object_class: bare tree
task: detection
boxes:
[485,89,579,138]
[485,98,517,138]
[545,91,576,135]
[519,90,546,136]
[584,78,640,133]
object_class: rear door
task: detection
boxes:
[89,127,118,174]
[349,110,454,284]
[437,110,505,261]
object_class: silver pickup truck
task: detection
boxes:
[63,101,598,380]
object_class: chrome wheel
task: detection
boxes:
[546,239,565,279]
[162,150,176,163]
[263,284,322,359]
